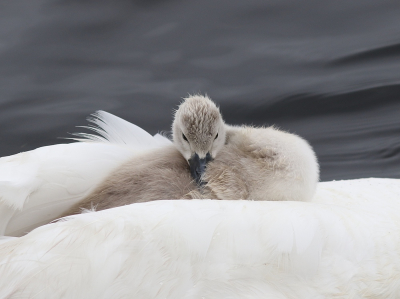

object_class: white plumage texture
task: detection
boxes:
[73,111,171,148]
[0,111,172,236]
[0,110,400,298]
[0,179,400,298]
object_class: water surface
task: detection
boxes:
[1,0,399,181]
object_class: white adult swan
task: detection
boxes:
[66,95,319,215]
[0,98,400,297]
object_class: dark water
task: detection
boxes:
[1,0,399,181]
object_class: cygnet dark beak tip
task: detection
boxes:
[188,152,213,186]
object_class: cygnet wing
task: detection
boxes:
[72,110,172,149]
[1,178,400,298]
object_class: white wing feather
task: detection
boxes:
[0,111,172,236]
[0,143,139,236]
[0,178,399,298]
[72,110,172,149]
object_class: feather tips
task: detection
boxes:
[71,110,172,149]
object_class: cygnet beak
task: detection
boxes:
[188,152,213,186]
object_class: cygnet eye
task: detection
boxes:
[214,133,218,140]
[182,133,188,142]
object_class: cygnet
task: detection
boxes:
[65,95,319,215]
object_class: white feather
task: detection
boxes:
[73,110,172,149]
[0,143,136,236]
[0,178,399,298]
[0,111,172,236]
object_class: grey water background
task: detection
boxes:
[0,0,399,181]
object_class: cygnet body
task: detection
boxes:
[173,95,319,202]
[65,95,319,215]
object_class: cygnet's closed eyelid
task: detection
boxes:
[182,133,188,142]
[214,133,218,140]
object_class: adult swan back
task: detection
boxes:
[0,179,400,298]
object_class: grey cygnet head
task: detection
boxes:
[172,95,226,185]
